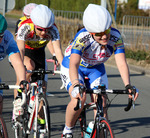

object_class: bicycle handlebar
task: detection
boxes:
[74,87,136,112]
[0,83,20,90]
[27,69,61,74]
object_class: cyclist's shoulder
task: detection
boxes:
[110,27,122,37]
[17,19,34,35]
[73,28,91,43]
[19,18,34,29]
[4,30,14,40]
[16,16,27,26]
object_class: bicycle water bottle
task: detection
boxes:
[84,121,94,138]
[28,95,35,114]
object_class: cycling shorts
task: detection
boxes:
[25,48,48,82]
[60,63,108,91]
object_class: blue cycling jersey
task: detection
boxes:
[0,30,19,61]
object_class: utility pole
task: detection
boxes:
[3,0,6,16]
[114,0,117,21]
[101,0,107,8]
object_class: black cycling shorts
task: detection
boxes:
[25,48,45,82]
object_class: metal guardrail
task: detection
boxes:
[122,15,150,49]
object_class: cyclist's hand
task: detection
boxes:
[71,84,85,100]
[52,55,59,66]
[125,84,139,101]
[19,80,29,91]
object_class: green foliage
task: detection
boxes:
[50,0,100,11]
[125,48,150,62]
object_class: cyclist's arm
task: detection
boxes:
[47,40,55,55]
[69,53,81,86]
[9,53,26,82]
[17,40,25,61]
[115,52,130,86]
[50,40,64,65]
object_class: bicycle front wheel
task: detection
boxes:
[73,112,86,138]
[34,94,51,138]
[92,119,114,138]
[0,115,8,138]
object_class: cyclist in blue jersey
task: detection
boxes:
[60,4,139,138]
[0,14,27,115]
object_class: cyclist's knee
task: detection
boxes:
[24,56,35,70]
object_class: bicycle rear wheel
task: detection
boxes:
[33,94,51,138]
[0,115,8,138]
[92,119,114,138]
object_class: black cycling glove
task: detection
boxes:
[52,55,58,64]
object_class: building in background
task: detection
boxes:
[138,0,150,10]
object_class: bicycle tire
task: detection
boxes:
[92,119,114,138]
[0,115,8,138]
[33,94,51,138]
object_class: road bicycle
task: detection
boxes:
[0,69,59,138]
[0,83,20,138]
[73,83,137,138]
[0,104,8,138]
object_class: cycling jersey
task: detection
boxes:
[62,27,124,68]
[0,30,20,61]
[16,18,60,50]
[15,16,27,36]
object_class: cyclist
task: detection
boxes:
[16,4,64,126]
[60,4,139,137]
[14,3,58,91]
[0,14,27,115]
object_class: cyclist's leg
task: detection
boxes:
[87,64,108,119]
[61,65,86,136]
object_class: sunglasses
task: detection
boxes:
[34,25,50,32]
[0,33,4,38]
[91,27,111,37]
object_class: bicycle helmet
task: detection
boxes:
[30,4,55,28]
[83,4,112,33]
[0,14,7,34]
[23,3,37,17]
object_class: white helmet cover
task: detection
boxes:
[83,4,112,33]
[23,3,37,16]
[30,4,55,28]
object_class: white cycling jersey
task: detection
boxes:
[0,30,19,61]
[62,27,125,68]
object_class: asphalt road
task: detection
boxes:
[1,17,150,138]
[0,49,150,138]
